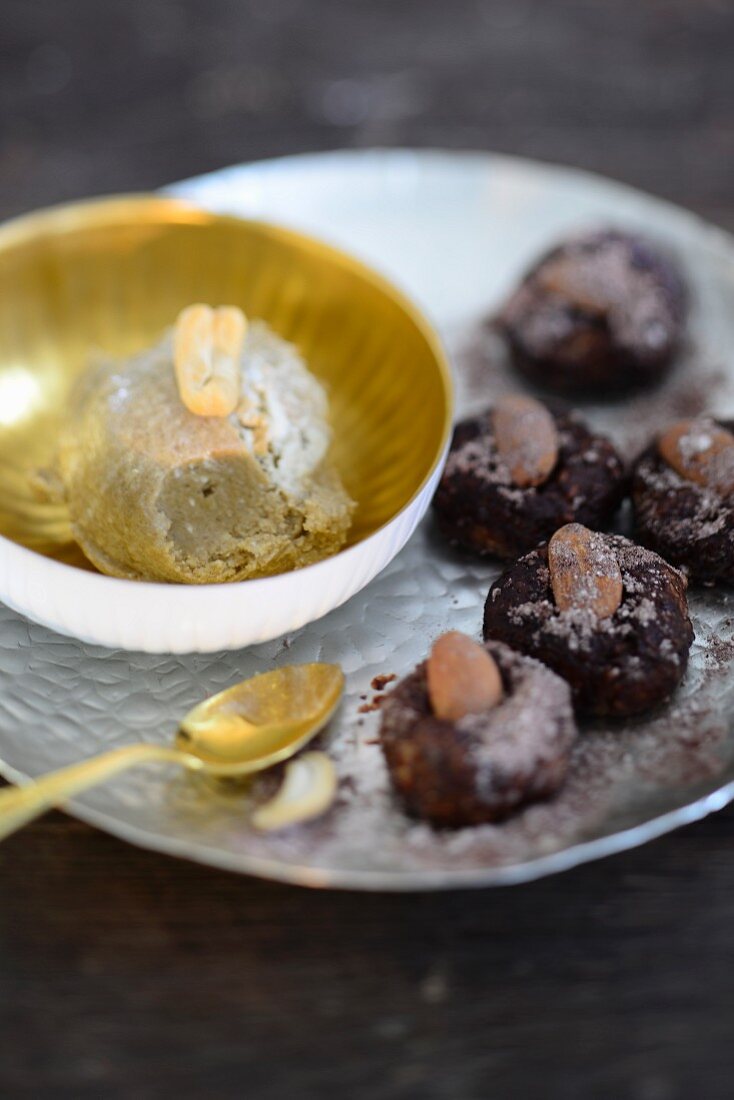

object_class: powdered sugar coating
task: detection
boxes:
[379,640,576,827]
[633,417,734,582]
[484,534,694,716]
[233,585,731,878]
[434,406,625,559]
[496,228,687,396]
[532,234,684,356]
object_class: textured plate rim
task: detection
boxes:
[168,146,734,267]
[3,147,734,889]
[1,752,732,891]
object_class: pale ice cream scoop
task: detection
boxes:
[55,317,354,583]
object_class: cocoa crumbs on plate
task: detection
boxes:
[456,325,729,457]
[225,303,734,877]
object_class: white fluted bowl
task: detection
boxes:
[0,196,452,653]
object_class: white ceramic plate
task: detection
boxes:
[1,148,733,890]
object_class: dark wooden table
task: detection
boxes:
[2,2,734,1096]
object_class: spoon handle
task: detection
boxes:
[0,742,191,841]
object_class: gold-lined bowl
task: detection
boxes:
[0,196,452,652]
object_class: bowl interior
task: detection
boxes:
[0,197,451,574]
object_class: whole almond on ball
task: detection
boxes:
[492,394,559,488]
[427,632,504,722]
[658,418,734,498]
[548,523,623,620]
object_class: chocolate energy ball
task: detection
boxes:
[379,638,576,828]
[433,399,626,560]
[632,417,734,584]
[495,229,687,396]
[483,530,693,718]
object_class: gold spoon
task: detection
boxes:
[0,663,343,841]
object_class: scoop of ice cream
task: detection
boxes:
[232,321,332,493]
[56,320,354,583]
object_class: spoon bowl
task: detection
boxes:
[175,663,345,773]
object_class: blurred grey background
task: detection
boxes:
[2,0,733,226]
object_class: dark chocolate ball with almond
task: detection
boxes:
[379,631,577,828]
[483,523,693,718]
[632,417,734,583]
[495,229,687,396]
[433,394,625,559]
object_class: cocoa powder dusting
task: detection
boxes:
[226,295,734,879]
[457,326,729,457]
[371,674,396,692]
